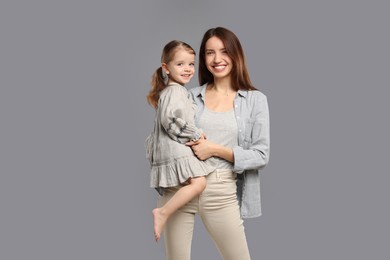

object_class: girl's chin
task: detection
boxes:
[181,79,192,84]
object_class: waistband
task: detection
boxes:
[208,168,236,178]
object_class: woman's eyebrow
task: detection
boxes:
[205,48,226,51]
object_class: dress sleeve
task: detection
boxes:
[158,86,202,144]
[233,93,270,173]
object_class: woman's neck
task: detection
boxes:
[210,78,235,96]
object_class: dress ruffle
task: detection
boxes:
[150,156,214,188]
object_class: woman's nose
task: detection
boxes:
[213,53,222,63]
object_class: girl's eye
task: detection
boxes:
[189,63,195,66]
[206,51,213,55]
[177,63,183,66]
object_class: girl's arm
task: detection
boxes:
[159,85,202,143]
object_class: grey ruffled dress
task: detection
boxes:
[145,83,214,191]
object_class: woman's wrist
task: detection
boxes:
[214,144,234,162]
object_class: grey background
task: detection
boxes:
[1,0,389,259]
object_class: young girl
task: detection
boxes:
[145,40,214,242]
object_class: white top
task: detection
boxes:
[198,107,238,169]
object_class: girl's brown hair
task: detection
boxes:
[146,40,195,108]
[198,27,257,91]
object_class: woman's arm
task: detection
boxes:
[186,138,234,162]
[188,91,270,171]
[233,93,270,173]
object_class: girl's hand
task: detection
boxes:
[187,133,206,145]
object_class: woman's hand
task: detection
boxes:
[186,138,215,160]
[186,138,234,162]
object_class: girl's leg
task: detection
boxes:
[157,187,198,260]
[153,176,206,241]
[199,170,251,260]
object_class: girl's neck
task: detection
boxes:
[168,81,183,86]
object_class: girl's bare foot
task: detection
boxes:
[152,208,167,242]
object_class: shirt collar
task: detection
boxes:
[192,84,206,98]
[237,90,248,98]
[195,84,248,99]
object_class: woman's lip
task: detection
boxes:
[212,65,227,71]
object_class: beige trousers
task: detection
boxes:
[158,169,251,260]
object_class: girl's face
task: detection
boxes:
[204,36,233,80]
[163,48,195,86]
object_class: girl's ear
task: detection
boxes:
[161,63,169,74]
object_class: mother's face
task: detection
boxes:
[204,36,233,80]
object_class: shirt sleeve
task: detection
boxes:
[233,93,270,173]
[158,85,202,144]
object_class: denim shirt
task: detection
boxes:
[190,85,270,218]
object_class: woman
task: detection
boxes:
[158,27,270,260]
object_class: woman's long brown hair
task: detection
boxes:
[198,27,257,91]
